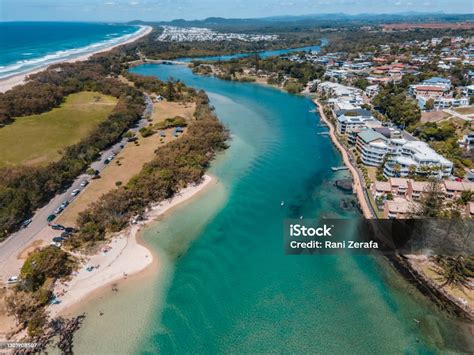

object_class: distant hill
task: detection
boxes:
[129,12,473,32]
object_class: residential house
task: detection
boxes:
[383,197,418,219]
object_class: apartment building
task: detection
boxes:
[335,109,381,134]
[355,130,389,166]
[383,140,453,179]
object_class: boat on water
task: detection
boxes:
[331,166,348,171]
[280,201,285,206]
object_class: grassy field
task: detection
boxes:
[57,101,195,227]
[0,91,117,167]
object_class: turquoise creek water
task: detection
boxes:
[72,63,472,354]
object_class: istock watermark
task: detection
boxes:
[284,219,379,254]
[284,218,474,256]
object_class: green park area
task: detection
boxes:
[0,91,117,167]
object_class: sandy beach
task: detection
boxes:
[0,25,153,93]
[49,175,214,318]
[313,98,374,219]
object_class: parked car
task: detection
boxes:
[104,158,111,164]
[80,180,89,187]
[52,237,65,243]
[60,200,70,208]
[51,224,65,230]
[21,219,32,228]
[71,189,80,196]
[64,227,76,234]
[7,276,19,284]
[50,241,61,248]
[47,214,56,223]
[61,231,71,238]
[54,206,63,214]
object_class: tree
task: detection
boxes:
[459,190,474,205]
[431,256,473,290]
[425,98,435,110]
[20,246,75,292]
[354,78,369,91]
[409,180,445,218]
[166,80,175,101]
[86,168,98,176]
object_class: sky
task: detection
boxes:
[0,0,473,22]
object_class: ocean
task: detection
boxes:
[0,22,141,79]
[69,63,473,354]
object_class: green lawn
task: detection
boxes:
[0,91,117,167]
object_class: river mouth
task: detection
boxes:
[71,62,473,354]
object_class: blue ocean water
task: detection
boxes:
[0,22,141,78]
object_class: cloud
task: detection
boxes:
[104,1,116,4]
[129,1,140,5]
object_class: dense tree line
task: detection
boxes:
[372,82,421,128]
[0,61,127,126]
[0,62,150,240]
[325,28,474,54]
[193,55,325,92]
[68,91,228,248]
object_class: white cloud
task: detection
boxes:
[129,1,140,5]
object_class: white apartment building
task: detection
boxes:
[355,130,389,166]
[336,114,381,134]
[417,95,469,109]
[383,140,453,179]
[459,132,474,151]
[365,84,379,98]
[354,128,453,179]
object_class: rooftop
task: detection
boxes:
[357,129,387,144]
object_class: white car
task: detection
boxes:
[71,189,80,196]
[50,241,62,248]
[7,276,19,284]
[80,180,89,187]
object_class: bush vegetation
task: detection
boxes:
[6,246,76,336]
[68,91,228,249]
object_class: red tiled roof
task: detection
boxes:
[414,86,445,92]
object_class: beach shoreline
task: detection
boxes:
[49,175,214,319]
[0,25,153,93]
[313,98,374,219]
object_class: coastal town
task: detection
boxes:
[0,10,473,354]
[310,36,474,220]
[192,30,474,219]
[157,25,279,42]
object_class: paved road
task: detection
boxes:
[0,95,152,282]
[443,108,473,121]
